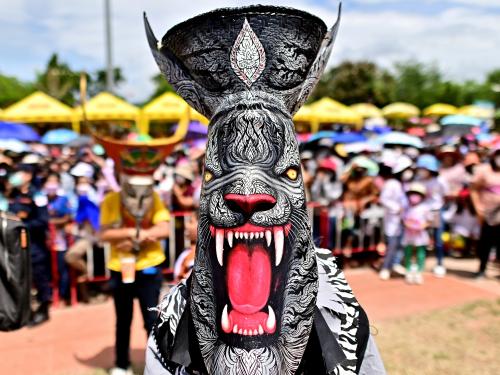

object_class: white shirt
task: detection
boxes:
[379,179,407,237]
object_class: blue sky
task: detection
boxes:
[1,0,499,102]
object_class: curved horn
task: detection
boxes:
[143,12,214,118]
[290,2,342,115]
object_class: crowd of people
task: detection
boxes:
[0,128,499,325]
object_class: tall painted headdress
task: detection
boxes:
[145,5,342,375]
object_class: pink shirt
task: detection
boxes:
[472,163,500,226]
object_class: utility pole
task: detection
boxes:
[104,0,114,93]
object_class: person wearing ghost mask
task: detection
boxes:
[93,134,177,375]
[143,4,386,375]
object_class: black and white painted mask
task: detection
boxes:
[145,5,341,374]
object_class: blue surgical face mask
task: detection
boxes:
[8,172,24,187]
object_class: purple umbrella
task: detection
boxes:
[0,121,41,142]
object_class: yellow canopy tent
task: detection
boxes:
[141,92,193,135]
[293,105,316,133]
[77,92,140,133]
[307,98,363,131]
[423,103,458,117]
[2,91,80,131]
[457,105,493,119]
[189,107,209,125]
[382,102,420,120]
[350,103,382,119]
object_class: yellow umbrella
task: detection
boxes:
[423,103,458,117]
[382,102,420,120]
[350,103,382,118]
[309,97,347,112]
[308,97,363,129]
[457,105,493,119]
[2,91,80,131]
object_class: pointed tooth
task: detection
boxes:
[243,329,248,335]
[227,231,234,248]
[258,324,264,335]
[216,229,224,266]
[238,329,243,334]
[260,232,264,239]
[244,232,249,240]
[265,230,272,247]
[235,231,239,239]
[250,232,254,240]
[273,227,284,266]
[233,324,238,334]
[221,305,231,333]
[253,329,258,335]
[266,306,276,333]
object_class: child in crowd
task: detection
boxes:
[378,156,412,280]
[415,154,449,277]
[402,183,432,285]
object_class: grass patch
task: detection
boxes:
[374,298,500,375]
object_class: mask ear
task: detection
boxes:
[290,3,342,115]
[143,13,217,118]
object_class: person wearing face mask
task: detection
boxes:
[463,152,480,186]
[44,173,72,303]
[340,157,379,257]
[378,156,412,280]
[402,183,432,284]
[8,163,52,326]
[438,146,465,199]
[415,154,449,277]
[470,147,500,279]
[171,161,195,211]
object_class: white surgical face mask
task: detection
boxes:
[401,170,414,182]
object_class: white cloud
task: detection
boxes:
[0,0,499,103]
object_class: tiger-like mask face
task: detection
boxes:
[144,5,341,373]
[191,98,318,374]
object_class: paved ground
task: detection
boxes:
[0,258,498,375]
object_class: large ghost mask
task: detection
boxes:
[145,5,341,374]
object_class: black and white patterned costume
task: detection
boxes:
[143,5,386,375]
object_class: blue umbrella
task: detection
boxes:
[375,131,424,148]
[41,129,79,145]
[0,121,40,142]
[332,132,367,144]
[441,115,483,127]
[307,131,338,143]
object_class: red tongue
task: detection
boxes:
[227,242,271,315]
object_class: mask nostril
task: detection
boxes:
[224,194,276,215]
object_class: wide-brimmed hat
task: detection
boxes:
[406,182,427,197]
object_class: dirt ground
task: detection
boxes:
[376,299,500,375]
[1,258,498,375]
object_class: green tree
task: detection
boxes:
[36,53,79,105]
[148,73,174,101]
[0,74,35,108]
[310,61,395,106]
[87,67,126,96]
[392,61,445,108]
